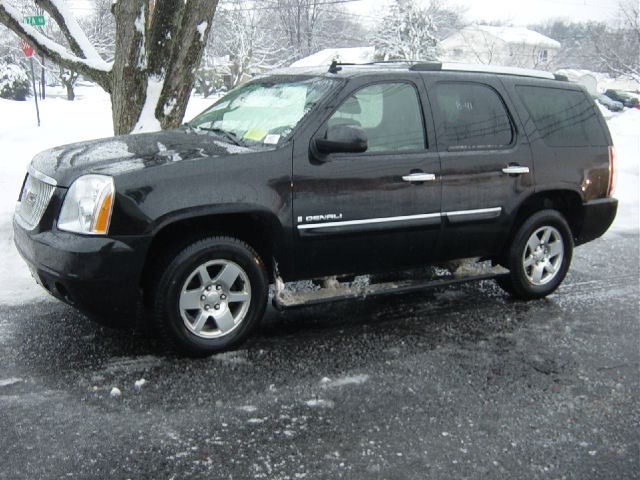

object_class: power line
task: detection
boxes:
[218,0,365,12]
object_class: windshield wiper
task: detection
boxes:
[195,126,244,146]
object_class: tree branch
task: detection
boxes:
[34,0,106,63]
[0,0,112,92]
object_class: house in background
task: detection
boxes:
[439,26,561,69]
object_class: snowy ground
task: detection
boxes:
[0,85,638,307]
[606,109,640,236]
[0,85,638,479]
[0,232,637,479]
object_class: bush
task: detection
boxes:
[0,61,30,101]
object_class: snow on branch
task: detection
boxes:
[35,0,108,66]
[0,0,112,91]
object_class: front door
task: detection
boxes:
[291,76,442,280]
[423,75,535,260]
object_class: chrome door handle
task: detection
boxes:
[402,173,436,182]
[502,165,530,175]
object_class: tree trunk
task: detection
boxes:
[110,0,218,135]
[110,0,148,134]
[65,81,75,101]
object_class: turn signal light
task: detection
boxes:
[93,191,114,234]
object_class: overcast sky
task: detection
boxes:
[347,0,621,26]
[67,0,622,26]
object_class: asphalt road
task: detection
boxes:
[1,231,638,480]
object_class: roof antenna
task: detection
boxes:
[328,59,342,74]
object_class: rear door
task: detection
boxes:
[291,74,442,279]
[422,74,535,259]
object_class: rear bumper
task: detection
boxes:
[576,197,618,246]
[13,217,150,321]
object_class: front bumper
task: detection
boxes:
[13,217,151,321]
[576,197,618,246]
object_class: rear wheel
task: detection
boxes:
[153,236,268,356]
[497,210,573,300]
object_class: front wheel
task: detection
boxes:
[497,210,573,300]
[153,236,268,356]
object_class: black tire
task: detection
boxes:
[153,236,268,356]
[497,210,573,300]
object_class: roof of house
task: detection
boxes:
[442,26,561,49]
[290,47,375,68]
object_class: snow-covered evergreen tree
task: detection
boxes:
[372,0,458,62]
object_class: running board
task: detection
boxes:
[273,262,509,311]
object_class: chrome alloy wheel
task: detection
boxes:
[522,226,564,286]
[179,260,252,339]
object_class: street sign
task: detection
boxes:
[20,39,34,57]
[24,15,45,26]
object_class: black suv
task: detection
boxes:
[14,62,617,356]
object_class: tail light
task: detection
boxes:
[607,145,615,197]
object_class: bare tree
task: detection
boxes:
[80,0,116,62]
[275,0,324,59]
[592,0,639,80]
[212,4,283,88]
[270,0,365,62]
[0,0,219,134]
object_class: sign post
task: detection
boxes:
[20,39,40,127]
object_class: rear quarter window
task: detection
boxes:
[516,85,607,147]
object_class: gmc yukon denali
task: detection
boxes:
[13,62,618,356]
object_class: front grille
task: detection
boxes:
[16,172,56,230]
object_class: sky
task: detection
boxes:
[65,0,624,26]
[346,0,622,26]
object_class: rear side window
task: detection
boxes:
[516,86,607,147]
[431,82,513,150]
[328,82,425,152]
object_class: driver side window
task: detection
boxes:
[328,82,426,152]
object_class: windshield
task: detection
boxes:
[188,77,337,147]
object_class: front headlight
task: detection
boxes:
[58,175,115,235]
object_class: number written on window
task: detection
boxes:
[432,83,513,150]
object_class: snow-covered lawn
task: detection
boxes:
[0,85,637,307]
[606,109,640,236]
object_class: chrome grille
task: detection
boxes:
[16,172,56,230]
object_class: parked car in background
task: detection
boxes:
[593,94,624,112]
[604,89,639,108]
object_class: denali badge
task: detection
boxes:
[298,213,343,223]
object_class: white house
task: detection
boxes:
[439,26,561,69]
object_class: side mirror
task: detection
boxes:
[315,125,368,155]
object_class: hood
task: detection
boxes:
[30,129,256,187]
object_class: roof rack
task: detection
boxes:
[409,62,565,80]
